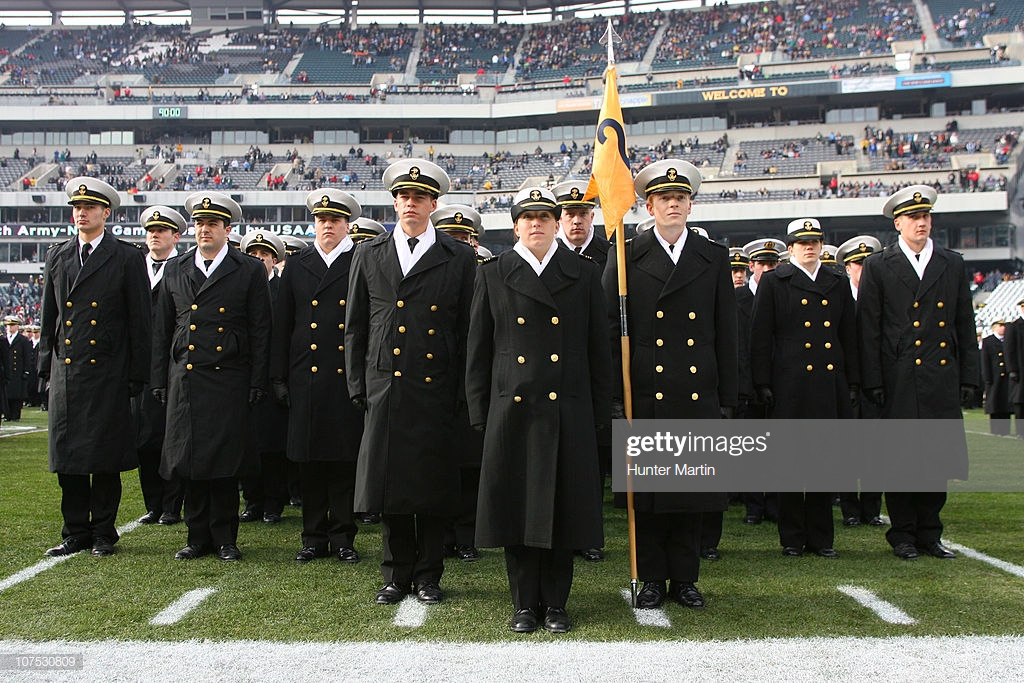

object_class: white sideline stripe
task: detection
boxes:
[837,585,916,625]
[0,520,142,594]
[5,636,1024,680]
[620,588,672,628]
[393,595,428,628]
[0,427,45,438]
[944,539,1024,579]
[964,429,1020,439]
[150,588,218,625]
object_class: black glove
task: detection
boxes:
[249,387,267,407]
[1010,372,1020,383]
[611,398,627,421]
[152,387,167,406]
[128,381,144,397]
[271,379,290,408]
[849,384,860,411]
[960,384,975,407]
[351,395,367,412]
[867,387,885,407]
[755,385,774,410]
[720,405,735,419]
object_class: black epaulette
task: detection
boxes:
[478,255,498,265]
[579,252,595,261]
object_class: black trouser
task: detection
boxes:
[299,460,357,551]
[452,465,480,547]
[778,492,834,550]
[635,510,702,583]
[6,398,22,421]
[184,477,239,548]
[743,492,779,521]
[57,472,122,544]
[989,413,1013,436]
[381,513,446,591]
[240,451,288,516]
[700,511,723,551]
[504,545,573,611]
[885,491,946,547]
[137,445,183,517]
[839,491,882,523]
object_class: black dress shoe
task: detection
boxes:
[91,537,116,556]
[289,497,303,507]
[843,516,861,527]
[217,544,242,561]
[543,607,571,633]
[375,583,407,604]
[867,516,886,527]
[416,583,443,604]
[701,547,721,561]
[137,511,160,524]
[635,581,666,609]
[743,515,762,525]
[239,507,262,523]
[918,541,956,559]
[782,546,804,557]
[454,544,480,562]
[45,537,91,557]
[510,608,538,633]
[158,513,181,525]
[893,542,919,560]
[813,547,839,559]
[295,546,329,563]
[336,547,360,563]
[174,544,211,560]
[670,581,706,610]
[262,512,282,524]
[360,513,380,524]
[581,548,604,562]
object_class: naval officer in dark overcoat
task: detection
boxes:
[345,159,477,605]
[40,177,151,557]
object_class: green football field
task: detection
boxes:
[1,407,1023,647]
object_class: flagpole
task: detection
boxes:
[594,17,640,608]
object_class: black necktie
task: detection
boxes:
[204,259,213,271]
[408,237,419,252]
[574,246,582,254]
[152,260,164,275]
[915,253,921,261]
[668,243,675,253]
[81,242,92,265]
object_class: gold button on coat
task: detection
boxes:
[91,302,98,308]
[656,311,664,318]
[188,344,195,351]
[827,364,834,370]
[310,344,317,350]
[216,346,222,352]
[65,358,71,365]
[219,307,226,313]
[398,326,406,333]
[517,356,525,364]
[393,348,401,356]
[517,317,525,324]
[514,396,522,403]
[550,354,558,362]
[691,393,699,400]
[551,317,559,325]
[186,363,193,370]
[191,304,198,310]
[311,366,318,373]
[189,324,196,331]
[656,365,663,373]
[823,321,831,328]
[940,359,947,366]
[312,300,318,306]
[805,342,812,349]
[339,300,346,306]
[426,353,434,359]
[801,299,808,305]
[804,321,811,328]
[690,366,697,374]
[425,377,432,383]
[824,342,832,349]
[821,299,828,306]
[394,371,402,377]
[397,300,405,308]
[656,392,664,400]
[915,359,922,365]
[66,302,72,308]
[310,322,317,329]
[688,312,696,320]
[806,365,813,371]
[656,338,664,346]
[549,392,557,400]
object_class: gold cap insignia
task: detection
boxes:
[454,212,463,223]
[530,189,541,201]
[913,192,922,202]
[804,221,813,229]
[152,211,161,220]
[202,198,211,209]
[79,184,88,195]
[409,167,420,180]
[570,188,580,199]
[256,233,264,242]
[765,241,775,250]
[859,243,867,251]
[666,168,678,181]
[321,196,330,207]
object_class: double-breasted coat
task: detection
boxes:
[345,228,476,516]
[981,333,1011,415]
[5,331,31,401]
[39,231,151,474]
[467,248,611,550]
[857,243,978,419]
[152,247,272,480]
[602,228,738,513]
[750,263,860,419]
[271,245,363,463]
[1005,316,1024,406]
[857,243,976,479]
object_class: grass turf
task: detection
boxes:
[0,407,1022,642]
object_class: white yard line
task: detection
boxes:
[620,588,672,628]
[836,585,917,625]
[150,588,218,626]
[393,595,428,628]
[3,636,1024,681]
[0,520,141,594]
[0,427,45,438]
[943,539,1024,579]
